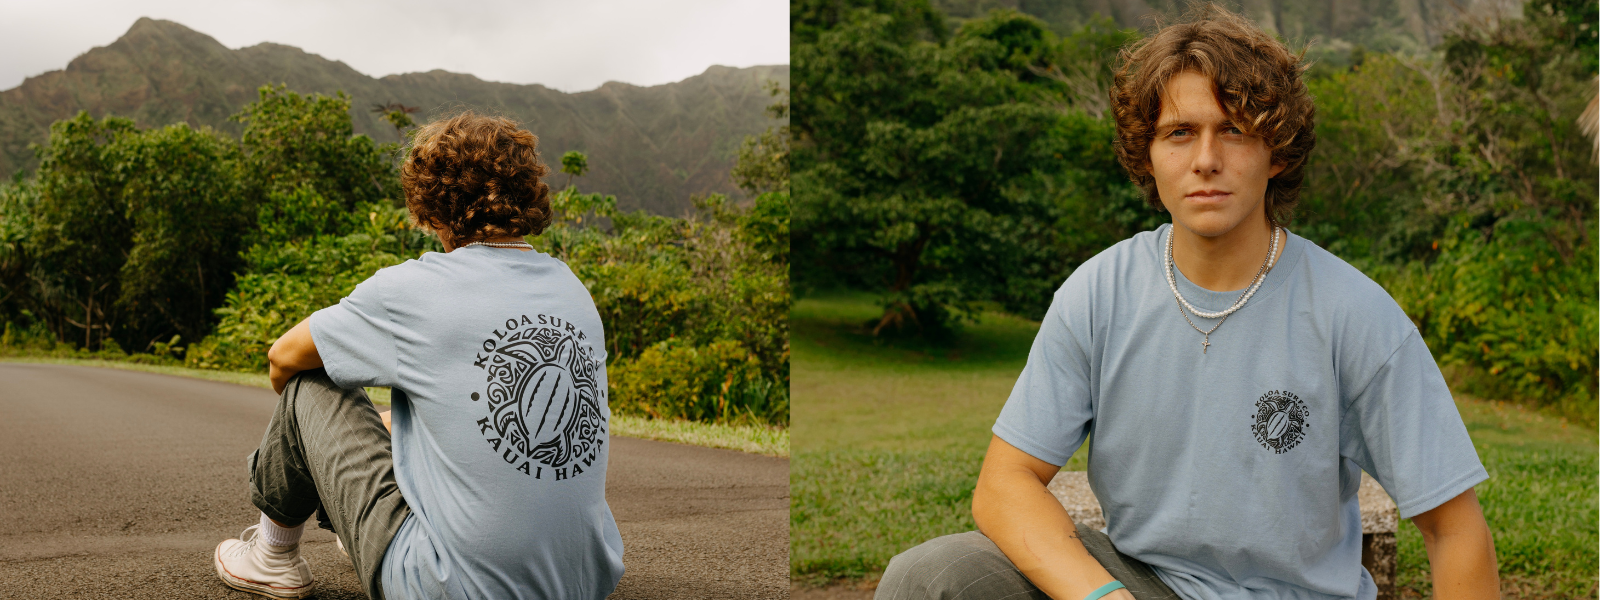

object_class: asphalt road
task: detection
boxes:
[0,364,788,599]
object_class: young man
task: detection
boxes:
[212,112,624,599]
[875,7,1499,600]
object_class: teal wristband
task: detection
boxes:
[1083,581,1125,600]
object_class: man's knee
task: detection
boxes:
[876,531,1040,600]
[281,368,337,402]
[280,369,369,419]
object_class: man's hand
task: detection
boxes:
[1411,488,1500,599]
[267,317,323,394]
[973,435,1131,600]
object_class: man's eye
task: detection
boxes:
[1225,126,1244,135]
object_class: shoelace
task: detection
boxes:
[226,525,274,559]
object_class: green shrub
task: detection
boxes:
[188,230,408,371]
[1369,219,1597,424]
[0,320,58,352]
[609,339,789,426]
[539,189,791,425]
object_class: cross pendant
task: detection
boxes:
[1201,337,1210,354]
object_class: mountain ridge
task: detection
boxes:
[0,17,788,215]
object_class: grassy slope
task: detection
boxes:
[0,356,787,458]
[791,293,1596,598]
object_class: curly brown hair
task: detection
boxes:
[1110,4,1316,224]
[402,111,552,246]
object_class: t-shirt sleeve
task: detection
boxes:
[309,271,399,390]
[993,294,1095,467]
[1340,332,1488,518]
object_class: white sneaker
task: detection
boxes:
[213,524,316,599]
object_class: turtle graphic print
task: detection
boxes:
[1250,390,1309,454]
[472,313,607,480]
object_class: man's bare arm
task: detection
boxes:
[972,435,1133,600]
[1411,488,1499,599]
[267,317,323,394]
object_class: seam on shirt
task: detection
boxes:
[1396,465,1490,519]
[993,422,1073,468]
[1056,303,1092,371]
[372,269,402,390]
[1338,329,1421,414]
[1057,295,1095,444]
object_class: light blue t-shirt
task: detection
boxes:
[994,225,1487,600]
[310,245,625,600]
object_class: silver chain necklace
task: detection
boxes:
[462,240,534,250]
[1164,225,1281,354]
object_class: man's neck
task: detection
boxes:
[1169,218,1281,292]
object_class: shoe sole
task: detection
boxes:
[213,545,316,599]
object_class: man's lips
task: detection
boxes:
[1185,190,1232,199]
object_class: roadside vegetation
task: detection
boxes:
[790,294,1596,598]
[0,81,791,443]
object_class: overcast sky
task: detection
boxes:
[0,0,789,93]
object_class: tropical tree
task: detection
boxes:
[731,81,791,195]
[236,86,399,246]
[371,102,420,139]
[0,113,249,352]
[793,5,1139,334]
[560,150,589,190]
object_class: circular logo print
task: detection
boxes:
[472,314,606,481]
[1251,390,1309,454]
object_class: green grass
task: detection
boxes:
[791,292,1086,584]
[612,414,788,457]
[1398,398,1597,599]
[791,292,1597,598]
[0,355,787,457]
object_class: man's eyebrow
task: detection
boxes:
[1154,119,1240,133]
[1155,120,1193,133]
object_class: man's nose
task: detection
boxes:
[1192,131,1222,174]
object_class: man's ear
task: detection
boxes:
[1269,162,1286,178]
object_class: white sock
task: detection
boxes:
[258,513,305,551]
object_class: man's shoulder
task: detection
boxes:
[1054,228,1163,299]
[1292,235,1408,317]
[1290,235,1425,377]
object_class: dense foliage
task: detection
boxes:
[794,0,1596,420]
[0,114,250,355]
[793,2,1147,335]
[0,83,791,426]
[1296,0,1597,420]
[544,190,791,424]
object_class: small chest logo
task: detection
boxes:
[1251,390,1309,454]
[471,314,607,481]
